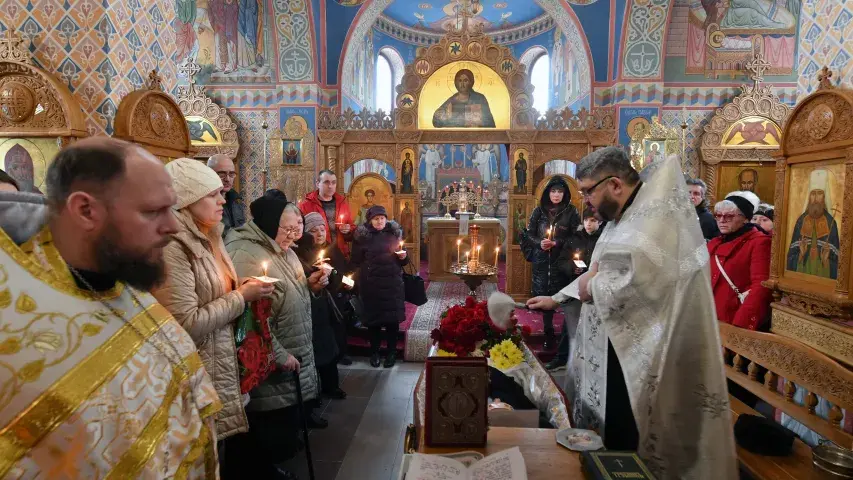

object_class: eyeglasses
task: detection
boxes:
[578,176,616,198]
[216,171,237,179]
[714,213,743,222]
[278,225,302,237]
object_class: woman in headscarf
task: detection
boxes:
[225,196,327,479]
[522,176,580,349]
[152,158,274,477]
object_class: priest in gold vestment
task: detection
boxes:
[0,138,221,479]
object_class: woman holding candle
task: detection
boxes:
[225,197,328,478]
[294,212,349,402]
[351,205,409,368]
[151,159,275,477]
[522,176,580,349]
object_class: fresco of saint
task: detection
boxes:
[786,170,840,280]
[432,69,496,128]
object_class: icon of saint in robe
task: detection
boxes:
[284,142,299,165]
[401,153,414,194]
[786,169,840,279]
[431,69,496,128]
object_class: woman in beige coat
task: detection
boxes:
[152,158,273,477]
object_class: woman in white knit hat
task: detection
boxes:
[151,158,273,477]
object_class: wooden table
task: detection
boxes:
[425,216,501,281]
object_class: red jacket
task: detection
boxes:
[298,190,355,258]
[707,227,772,330]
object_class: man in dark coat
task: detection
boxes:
[351,206,409,368]
[208,154,246,238]
[522,176,580,349]
[546,209,602,371]
[687,178,719,241]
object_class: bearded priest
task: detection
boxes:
[0,138,221,478]
[528,147,736,479]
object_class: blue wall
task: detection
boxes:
[325,0,362,85]
[612,0,628,81]
[569,1,611,83]
[507,28,555,60]
[372,29,420,65]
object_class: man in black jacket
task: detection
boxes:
[546,209,601,372]
[208,154,246,238]
[687,177,719,241]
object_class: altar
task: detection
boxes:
[426,216,501,282]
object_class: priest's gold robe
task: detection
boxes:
[555,156,737,479]
[0,193,221,479]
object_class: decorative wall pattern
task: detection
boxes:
[206,85,338,108]
[275,0,315,82]
[594,83,798,107]
[1,0,177,135]
[621,0,670,79]
[231,109,280,205]
[375,13,557,46]
[660,108,713,178]
[797,0,853,98]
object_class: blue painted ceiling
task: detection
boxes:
[381,0,546,32]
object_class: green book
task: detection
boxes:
[581,451,656,480]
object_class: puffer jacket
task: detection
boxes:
[523,176,581,296]
[225,220,318,411]
[351,221,409,328]
[151,210,248,439]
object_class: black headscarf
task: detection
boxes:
[250,195,288,240]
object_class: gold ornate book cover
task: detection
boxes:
[424,357,489,447]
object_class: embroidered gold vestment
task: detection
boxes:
[0,226,222,479]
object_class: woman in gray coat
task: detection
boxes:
[226,197,328,479]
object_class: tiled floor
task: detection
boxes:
[279,357,568,480]
[280,358,424,480]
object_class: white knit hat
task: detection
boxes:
[164,158,223,210]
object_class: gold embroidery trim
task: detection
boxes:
[173,422,212,480]
[0,225,123,300]
[0,304,172,477]
[103,350,217,480]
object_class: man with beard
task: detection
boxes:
[208,153,245,237]
[527,147,736,479]
[786,169,840,279]
[0,137,222,478]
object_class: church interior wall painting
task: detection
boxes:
[0,138,59,194]
[2,0,178,135]
[344,159,398,193]
[348,173,395,226]
[175,0,274,84]
[550,28,584,110]
[419,61,511,129]
[618,106,659,151]
[341,29,376,110]
[417,143,509,215]
[784,162,844,283]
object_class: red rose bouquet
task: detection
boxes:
[235,298,277,394]
[430,296,531,358]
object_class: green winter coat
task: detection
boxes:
[225,220,318,411]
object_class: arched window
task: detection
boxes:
[375,55,393,113]
[375,47,404,113]
[530,53,550,115]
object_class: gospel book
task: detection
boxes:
[581,451,655,480]
[405,447,527,480]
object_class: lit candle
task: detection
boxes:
[476,245,482,262]
[573,251,580,261]
[456,239,461,265]
[549,224,555,240]
[546,227,552,240]
[342,274,354,288]
[466,251,470,265]
[494,246,500,268]
[317,249,325,265]
[396,240,405,254]
[338,214,344,224]
[262,261,269,277]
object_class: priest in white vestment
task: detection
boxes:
[472,144,493,184]
[0,138,221,479]
[528,147,736,479]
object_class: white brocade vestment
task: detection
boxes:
[556,156,737,479]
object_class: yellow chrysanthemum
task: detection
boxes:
[435,349,457,357]
[489,340,524,370]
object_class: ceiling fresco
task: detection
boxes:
[381,0,547,32]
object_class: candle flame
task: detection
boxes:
[495,247,500,252]
[318,250,325,260]
[457,239,461,245]
[262,261,268,276]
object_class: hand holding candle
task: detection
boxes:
[252,260,280,284]
[395,240,406,255]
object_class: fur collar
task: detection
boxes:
[355,220,402,241]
